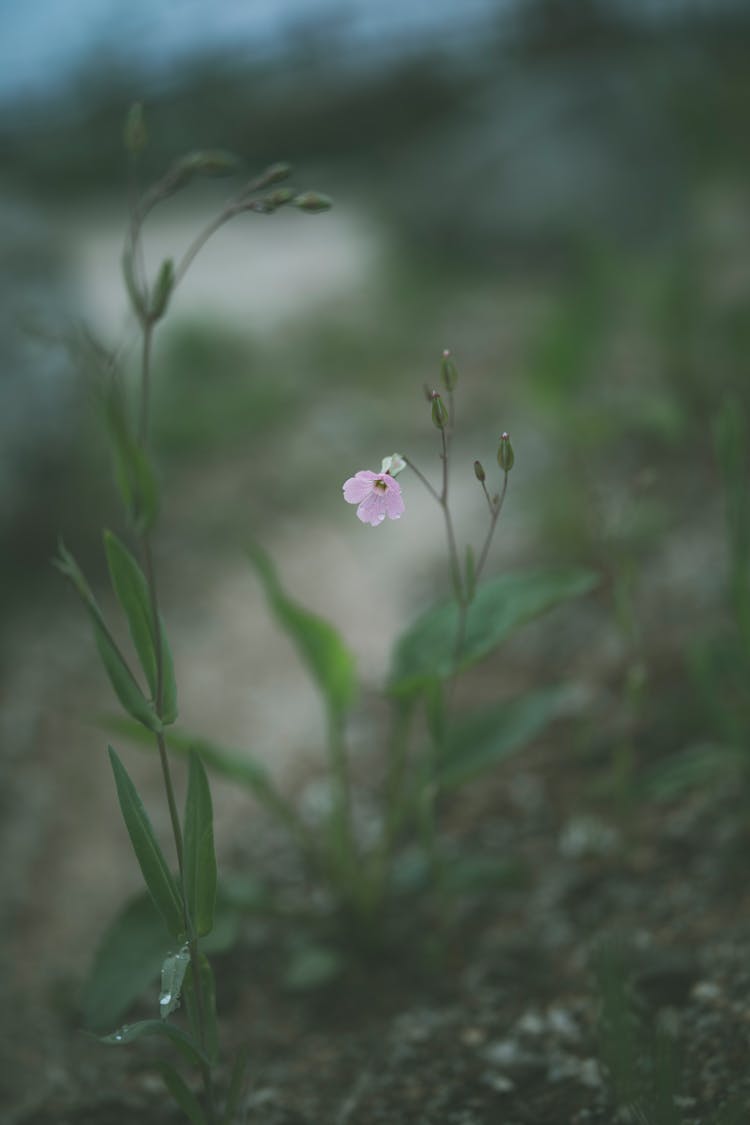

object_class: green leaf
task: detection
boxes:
[223,1045,250,1125]
[103,530,178,724]
[54,542,161,732]
[641,743,743,802]
[390,568,599,695]
[157,1062,208,1125]
[434,686,580,790]
[184,752,217,938]
[184,955,219,1064]
[159,945,191,1019]
[83,888,242,1031]
[248,543,356,722]
[105,381,159,534]
[108,746,184,940]
[82,891,173,1031]
[107,716,303,838]
[98,1019,209,1069]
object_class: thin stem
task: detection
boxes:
[440,429,464,607]
[173,208,236,289]
[402,455,440,503]
[135,286,217,1123]
[138,322,154,455]
[474,471,509,588]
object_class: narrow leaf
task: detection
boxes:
[223,1045,250,1125]
[103,530,178,724]
[435,686,580,790]
[108,745,184,940]
[106,717,305,841]
[248,544,356,722]
[390,568,599,695]
[83,888,242,1032]
[160,945,191,1019]
[184,955,219,1064]
[157,1062,208,1125]
[184,751,217,937]
[98,1018,209,1069]
[105,381,159,534]
[82,891,173,1031]
[55,542,160,731]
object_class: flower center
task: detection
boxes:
[374,479,387,492]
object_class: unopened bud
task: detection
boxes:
[255,162,293,189]
[441,349,458,392]
[263,186,295,211]
[497,432,514,472]
[292,191,333,213]
[124,102,147,155]
[473,460,486,482]
[180,149,239,178]
[381,453,406,477]
[149,259,174,321]
[166,150,239,193]
[431,393,449,430]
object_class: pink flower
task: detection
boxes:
[342,469,405,526]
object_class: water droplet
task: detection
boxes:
[160,992,172,1006]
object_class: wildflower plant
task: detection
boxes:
[57,105,331,1124]
[63,106,599,1122]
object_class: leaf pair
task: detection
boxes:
[56,532,177,729]
[108,746,217,944]
[390,568,599,696]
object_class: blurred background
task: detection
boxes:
[2,0,750,1112]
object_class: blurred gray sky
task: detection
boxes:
[0,0,504,101]
[0,0,740,103]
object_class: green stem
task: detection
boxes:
[136,307,217,1125]
[474,471,509,588]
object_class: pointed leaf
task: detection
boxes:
[83,888,242,1031]
[98,1018,209,1069]
[105,381,159,534]
[435,686,580,790]
[105,717,305,841]
[103,531,178,724]
[108,745,184,940]
[184,752,217,937]
[82,890,173,1031]
[184,955,219,1064]
[390,568,599,695]
[103,531,157,694]
[248,544,356,722]
[223,1045,250,1125]
[157,1062,208,1125]
[55,542,160,731]
[160,945,191,1019]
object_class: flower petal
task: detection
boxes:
[356,491,387,525]
[343,470,376,504]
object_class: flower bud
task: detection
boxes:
[497,432,514,472]
[179,149,239,177]
[124,102,147,155]
[254,162,293,189]
[441,349,458,392]
[292,191,333,213]
[149,259,174,322]
[381,453,406,477]
[473,460,486,482]
[263,186,295,211]
[166,150,239,194]
[431,393,449,430]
